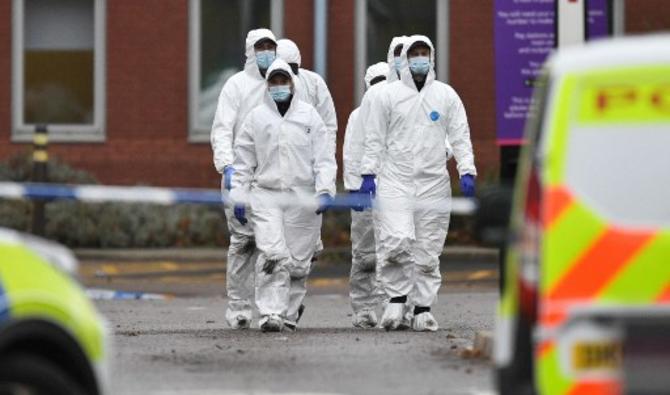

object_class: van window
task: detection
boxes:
[564,73,670,228]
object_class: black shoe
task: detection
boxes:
[297,304,306,323]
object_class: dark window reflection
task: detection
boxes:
[24,0,95,125]
[197,0,271,129]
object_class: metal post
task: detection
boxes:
[556,0,586,47]
[271,0,285,38]
[354,0,367,105]
[31,124,48,236]
[436,0,449,82]
[314,0,328,79]
[612,0,625,36]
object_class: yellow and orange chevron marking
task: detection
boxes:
[547,227,656,300]
[567,381,620,395]
[542,186,669,308]
[657,286,670,302]
[536,187,670,395]
[544,186,574,229]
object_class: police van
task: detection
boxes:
[0,228,109,395]
[485,34,670,395]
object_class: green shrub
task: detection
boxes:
[0,152,229,248]
[0,200,31,232]
[0,151,97,184]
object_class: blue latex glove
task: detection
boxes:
[359,175,376,198]
[223,166,235,191]
[460,174,476,198]
[234,204,247,225]
[356,174,376,211]
[315,194,334,215]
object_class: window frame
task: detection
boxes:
[188,0,284,143]
[11,0,107,143]
[354,0,449,105]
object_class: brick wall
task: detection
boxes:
[284,0,315,69]
[450,0,498,180]
[102,0,215,187]
[626,0,670,33]
[326,0,355,175]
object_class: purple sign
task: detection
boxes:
[587,0,611,39]
[495,0,555,145]
[495,0,611,145]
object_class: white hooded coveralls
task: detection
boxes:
[342,61,389,314]
[276,38,338,258]
[360,35,477,308]
[276,39,338,152]
[210,28,277,325]
[232,60,337,324]
[341,37,407,317]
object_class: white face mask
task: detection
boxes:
[256,50,276,70]
[268,85,292,102]
[409,56,430,75]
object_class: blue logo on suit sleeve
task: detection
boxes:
[430,111,440,121]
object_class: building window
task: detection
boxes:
[189,0,284,142]
[367,0,436,64]
[354,0,449,104]
[12,0,106,142]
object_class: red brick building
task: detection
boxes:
[0,0,668,188]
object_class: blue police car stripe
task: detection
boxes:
[0,280,9,323]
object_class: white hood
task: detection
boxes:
[265,58,295,82]
[364,62,390,89]
[277,38,302,67]
[400,34,436,88]
[387,35,409,82]
[244,28,277,76]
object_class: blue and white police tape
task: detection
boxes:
[0,182,477,215]
[0,182,222,205]
[85,288,170,301]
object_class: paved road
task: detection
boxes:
[81,257,498,296]
[98,287,497,395]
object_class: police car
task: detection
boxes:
[480,34,670,395]
[0,228,109,395]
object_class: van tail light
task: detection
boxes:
[519,168,541,323]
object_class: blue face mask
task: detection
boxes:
[409,56,430,76]
[394,56,402,72]
[256,50,276,70]
[269,85,292,102]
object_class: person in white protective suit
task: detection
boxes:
[388,35,409,82]
[358,35,477,332]
[230,59,337,332]
[210,28,278,330]
[342,61,389,328]
[276,38,337,308]
[348,35,419,330]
